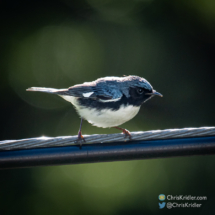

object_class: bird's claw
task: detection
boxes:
[75,131,86,147]
[122,129,132,140]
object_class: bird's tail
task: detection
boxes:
[26,87,64,94]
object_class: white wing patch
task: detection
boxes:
[83,92,94,97]
[99,97,121,103]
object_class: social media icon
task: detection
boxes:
[158,194,166,201]
[159,202,166,209]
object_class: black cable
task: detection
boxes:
[0,136,215,169]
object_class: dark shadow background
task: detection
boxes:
[0,0,215,214]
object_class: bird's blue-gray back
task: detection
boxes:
[54,76,152,100]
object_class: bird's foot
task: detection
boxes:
[113,126,132,140]
[122,129,132,140]
[75,131,86,147]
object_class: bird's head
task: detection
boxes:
[124,76,163,105]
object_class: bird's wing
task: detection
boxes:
[27,80,123,102]
[91,85,123,102]
[57,83,123,102]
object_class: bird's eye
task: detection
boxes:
[137,88,144,94]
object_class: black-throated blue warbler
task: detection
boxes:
[27,76,162,142]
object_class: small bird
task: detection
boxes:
[27,76,162,143]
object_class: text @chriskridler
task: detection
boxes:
[158,194,207,209]
[166,202,202,209]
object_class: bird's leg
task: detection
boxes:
[76,118,86,145]
[113,126,132,140]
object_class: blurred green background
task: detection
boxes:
[1,0,215,214]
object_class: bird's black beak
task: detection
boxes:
[145,90,163,97]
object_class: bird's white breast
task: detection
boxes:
[79,105,140,128]
[60,95,140,128]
